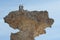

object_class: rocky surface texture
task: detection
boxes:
[4,5,54,40]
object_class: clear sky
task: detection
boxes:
[0,0,60,40]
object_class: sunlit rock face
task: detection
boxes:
[4,6,54,40]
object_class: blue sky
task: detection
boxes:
[0,0,60,40]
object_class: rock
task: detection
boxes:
[4,5,54,40]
